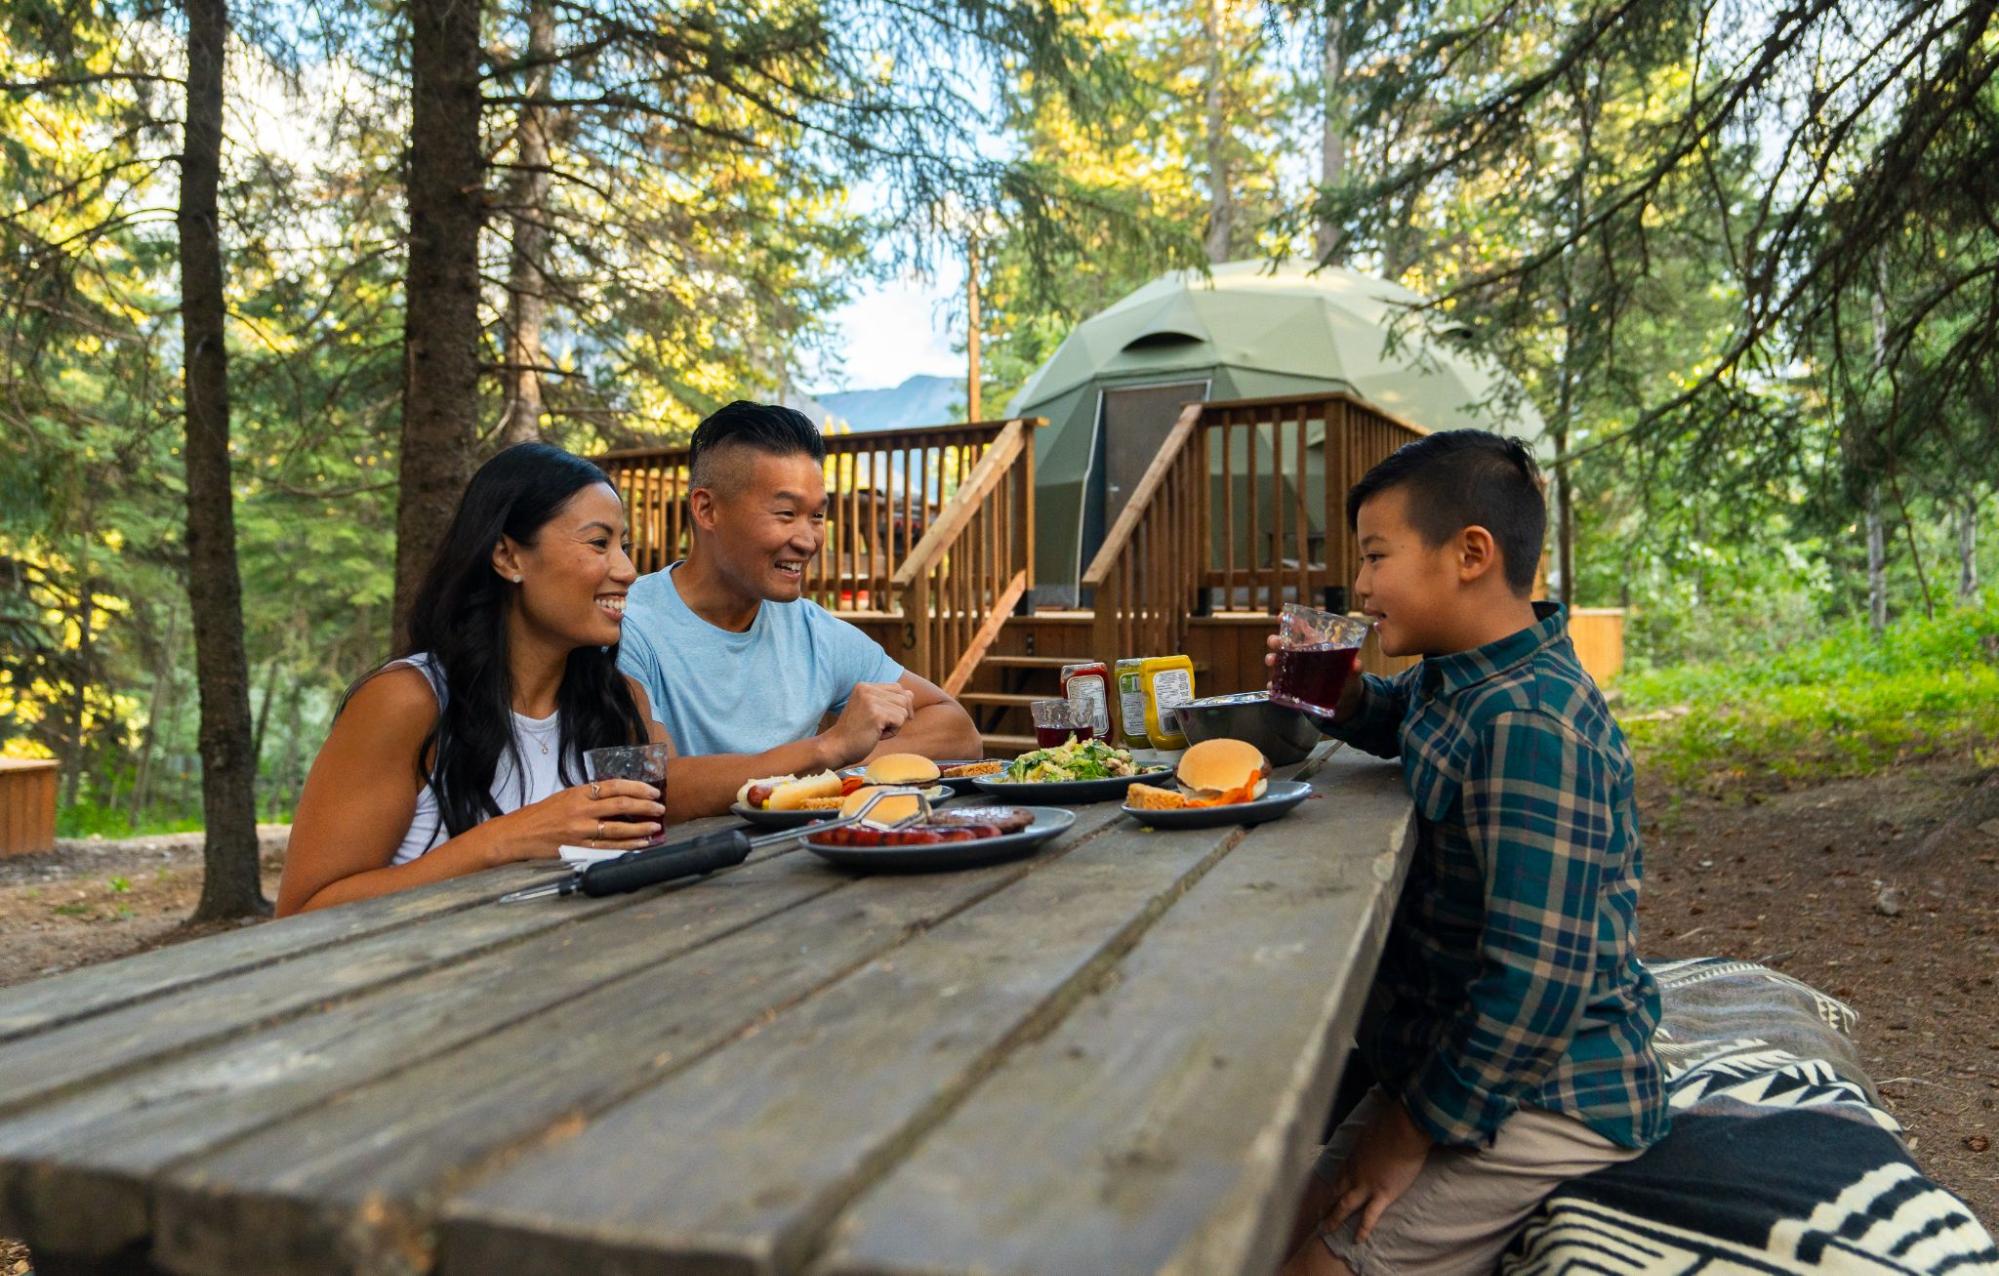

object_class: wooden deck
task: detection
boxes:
[0,745,1413,1276]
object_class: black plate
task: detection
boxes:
[728,802,841,829]
[1121,779,1314,829]
[801,806,1077,872]
[969,768,1172,805]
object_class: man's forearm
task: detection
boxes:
[864,701,982,763]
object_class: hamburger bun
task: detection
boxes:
[863,753,942,786]
[1176,738,1269,800]
[840,785,925,825]
[766,771,844,811]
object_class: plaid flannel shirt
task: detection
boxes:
[1326,603,1669,1150]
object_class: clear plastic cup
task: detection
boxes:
[1268,603,1372,717]
[1029,698,1094,748]
[583,743,671,790]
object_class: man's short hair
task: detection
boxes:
[1346,430,1546,594]
[688,401,827,493]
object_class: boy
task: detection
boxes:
[1278,431,1668,1276]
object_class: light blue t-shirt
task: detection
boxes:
[616,563,904,757]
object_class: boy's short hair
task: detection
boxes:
[689,401,826,493]
[1346,430,1546,594]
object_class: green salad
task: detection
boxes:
[1005,737,1140,782]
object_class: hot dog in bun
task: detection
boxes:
[736,771,844,811]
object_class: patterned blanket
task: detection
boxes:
[1503,958,1997,1274]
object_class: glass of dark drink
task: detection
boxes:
[584,744,670,789]
[1030,698,1094,748]
[1268,603,1372,717]
[584,743,671,848]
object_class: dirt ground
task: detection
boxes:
[0,826,288,986]
[0,763,1993,1270]
[1636,756,1999,1227]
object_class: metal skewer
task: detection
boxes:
[498,786,934,904]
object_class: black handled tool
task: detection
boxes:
[498,787,931,903]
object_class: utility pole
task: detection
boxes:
[966,231,982,421]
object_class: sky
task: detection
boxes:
[813,266,969,393]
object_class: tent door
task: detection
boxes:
[1077,380,1211,603]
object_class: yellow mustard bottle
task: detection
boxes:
[1139,655,1197,751]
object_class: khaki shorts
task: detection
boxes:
[1309,1087,1641,1276]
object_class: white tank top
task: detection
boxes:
[388,654,574,865]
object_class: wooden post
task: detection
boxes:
[966,233,982,424]
[0,759,59,857]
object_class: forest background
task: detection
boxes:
[2,0,1995,919]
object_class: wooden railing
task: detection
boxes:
[1083,403,1208,663]
[893,418,1036,693]
[1205,393,1423,613]
[1083,393,1424,661]
[598,420,1020,612]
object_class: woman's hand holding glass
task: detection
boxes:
[504,779,664,857]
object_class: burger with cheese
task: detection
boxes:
[862,753,942,786]
[1126,738,1269,810]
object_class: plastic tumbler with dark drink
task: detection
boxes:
[1030,698,1095,748]
[582,743,672,847]
[1268,603,1372,718]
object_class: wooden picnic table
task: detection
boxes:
[0,744,1412,1276]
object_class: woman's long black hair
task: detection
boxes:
[379,442,649,839]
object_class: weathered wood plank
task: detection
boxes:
[0,846,847,1257]
[0,821,766,1115]
[816,751,1413,1276]
[429,771,1372,1276]
[0,861,563,1042]
[145,804,1134,1276]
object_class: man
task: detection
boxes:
[618,401,983,819]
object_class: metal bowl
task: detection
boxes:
[1174,691,1321,766]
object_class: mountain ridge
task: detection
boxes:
[813,373,965,432]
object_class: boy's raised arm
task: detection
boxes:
[1313,669,1412,759]
[1399,709,1612,1146]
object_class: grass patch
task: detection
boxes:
[1615,595,1999,785]
[56,802,206,840]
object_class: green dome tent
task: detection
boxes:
[1006,260,1545,602]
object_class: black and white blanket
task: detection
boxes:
[1503,958,1998,1275]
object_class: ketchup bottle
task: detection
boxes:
[1060,661,1113,743]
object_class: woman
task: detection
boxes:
[278,443,672,915]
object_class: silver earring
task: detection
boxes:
[513,575,523,583]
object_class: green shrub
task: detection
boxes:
[1615,594,1999,784]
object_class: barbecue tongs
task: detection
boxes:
[498,786,931,903]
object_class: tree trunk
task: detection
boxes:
[1866,483,1887,636]
[395,0,488,641]
[497,0,555,448]
[1555,445,1575,608]
[278,656,307,813]
[250,653,281,780]
[179,0,268,920]
[130,598,182,820]
[1201,0,1232,264]
[1315,0,1346,265]
[63,506,93,809]
[1960,496,1979,601]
